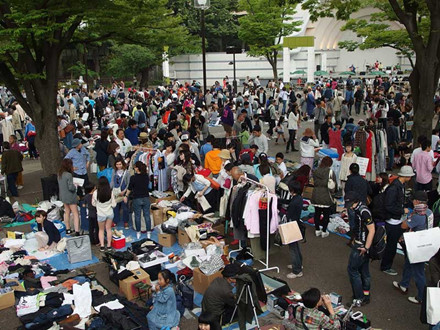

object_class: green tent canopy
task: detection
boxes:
[370,70,386,76]
[340,71,353,75]
[314,70,328,76]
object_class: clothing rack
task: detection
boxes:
[229,176,279,273]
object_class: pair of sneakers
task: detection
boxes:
[287,265,303,279]
[392,281,422,304]
[315,230,329,238]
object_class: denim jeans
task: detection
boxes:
[132,197,151,232]
[114,201,129,225]
[7,172,18,197]
[289,241,303,274]
[348,208,355,232]
[355,101,361,115]
[381,222,404,271]
[347,246,371,299]
[416,181,432,192]
[400,255,426,301]
[282,100,287,115]
[79,198,89,232]
[388,147,395,170]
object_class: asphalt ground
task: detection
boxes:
[0,117,426,330]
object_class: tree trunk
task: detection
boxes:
[268,50,278,81]
[140,67,150,88]
[410,54,440,145]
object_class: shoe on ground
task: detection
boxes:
[136,232,141,240]
[292,149,298,152]
[106,246,113,252]
[393,281,408,294]
[345,298,369,308]
[315,230,322,237]
[99,246,105,252]
[111,222,116,228]
[17,185,23,190]
[287,272,303,279]
[124,223,129,229]
[383,269,398,276]
[408,296,421,304]
[321,231,330,238]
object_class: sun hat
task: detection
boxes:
[398,165,415,177]
[218,149,231,160]
[71,138,81,149]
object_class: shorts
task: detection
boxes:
[97,214,114,222]
[222,123,232,134]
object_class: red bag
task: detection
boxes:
[195,167,212,178]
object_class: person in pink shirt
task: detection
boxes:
[412,139,435,191]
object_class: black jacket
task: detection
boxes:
[286,194,303,222]
[94,139,109,167]
[345,173,371,204]
[384,178,405,219]
[38,219,61,246]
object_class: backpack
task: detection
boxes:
[137,110,146,124]
[369,224,386,260]
[371,189,388,223]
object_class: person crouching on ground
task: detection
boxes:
[35,210,61,252]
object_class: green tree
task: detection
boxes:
[0,0,192,175]
[237,0,301,80]
[302,0,440,142]
[168,0,240,52]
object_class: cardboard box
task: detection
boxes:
[151,204,165,226]
[7,231,24,239]
[192,267,223,294]
[6,279,25,292]
[0,290,15,310]
[158,233,176,247]
[119,269,151,301]
[302,186,313,200]
[150,191,176,204]
[178,227,191,246]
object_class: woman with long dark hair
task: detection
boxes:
[111,158,130,229]
[58,158,79,235]
[92,177,116,252]
[124,161,150,239]
[311,156,337,238]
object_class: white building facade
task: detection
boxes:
[168,7,412,85]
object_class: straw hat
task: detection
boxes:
[218,149,231,160]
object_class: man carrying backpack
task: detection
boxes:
[345,191,375,306]
[393,191,433,304]
[381,165,415,276]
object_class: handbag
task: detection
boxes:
[219,191,229,218]
[206,176,220,190]
[66,235,92,264]
[64,124,75,134]
[112,170,127,204]
[403,227,440,264]
[278,219,303,245]
[328,169,336,192]
[427,281,440,325]
[90,163,98,174]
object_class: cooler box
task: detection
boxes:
[111,236,126,249]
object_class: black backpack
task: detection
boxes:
[371,189,388,223]
[369,225,386,260]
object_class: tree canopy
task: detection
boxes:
[237,0,301,80]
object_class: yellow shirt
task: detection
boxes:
[204,149,222,174]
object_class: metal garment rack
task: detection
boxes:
[228,176,279,273]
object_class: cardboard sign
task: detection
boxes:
[356,157,369,176]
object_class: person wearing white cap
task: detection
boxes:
[381,165,415,276]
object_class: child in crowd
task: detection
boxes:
[275,116,286,144]
[339,143,357,193]
[147,269,180,330]
[239,123,250,148]
[275,152,288,178]
[35,210,61,251]
[84,183,99,245]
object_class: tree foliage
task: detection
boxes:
[0,0,194,175]
[301,0,440,143]
[237,0,301,80]
[168,0,240,52]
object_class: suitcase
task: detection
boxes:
[41,175,59,201]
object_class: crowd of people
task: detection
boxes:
[1,72,440,329]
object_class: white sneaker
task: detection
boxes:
[287,272,303,279]
[315,230,322,237]
[146,231,151,239]
[17,185,23,190]
[321,231,330,238]
[136,232,141,239]
[287,265,292,269]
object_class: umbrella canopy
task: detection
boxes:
[314,70,329,76]
[370,70,386,76]
[292,70,306,75]
[340,71,353,75]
